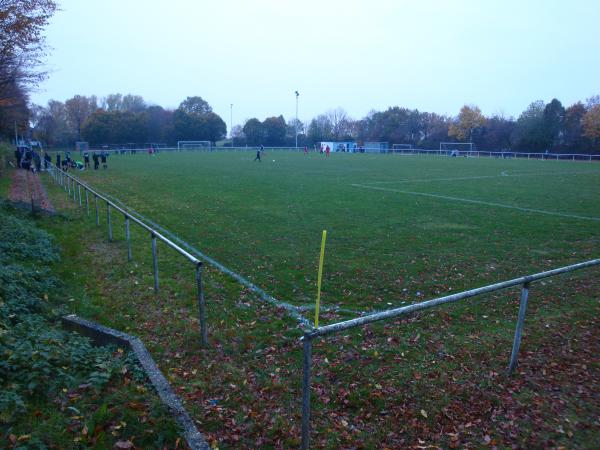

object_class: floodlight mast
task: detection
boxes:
[230,103,233,146]
[295,90,300,149]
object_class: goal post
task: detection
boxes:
[177,141,212,151]
[391,144,413,153]
[440,142,474,156]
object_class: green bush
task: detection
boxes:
[0,208,59,264]
[0,206,130,425]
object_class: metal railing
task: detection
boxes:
[44,161,599,448]
[53,146,311,156]
[298,258,600,449]
[393,148,600,161]
[44,146,600,160]
[47,163,209,345]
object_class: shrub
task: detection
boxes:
[0,206,133,425]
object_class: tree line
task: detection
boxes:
[24,95,600,153]
[1,1,599,152]
[298,99,600,153]
[30,94,226,147]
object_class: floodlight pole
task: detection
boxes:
[230,103,233,146]
[295,90,300,149]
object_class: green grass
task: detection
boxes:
[39,151,600,448]
[67,151,600,315]
[0,201,184,449]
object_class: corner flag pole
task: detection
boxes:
[315,230,327,328]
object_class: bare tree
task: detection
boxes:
[65,95,98,141]
[101,93,123,111]
[326,107,351,140]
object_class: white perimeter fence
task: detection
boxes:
[390,148,600,162]
[52,146,600,162]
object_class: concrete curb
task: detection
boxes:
[61,314,210,450]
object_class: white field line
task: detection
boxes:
[369,174,505,184]
[366,170,599,185]
[351,183,600,222]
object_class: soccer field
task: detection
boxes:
[43,150,600,448]
[73,151,600,318]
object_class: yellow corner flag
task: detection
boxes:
[315,230,327,328]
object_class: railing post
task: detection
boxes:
[67,177,71,196]
[508,282,530,374]
[78,184,82,207]
[94,195,99,226]
[85,189,89,215]
[72,179,77,201]
[301,333,314,450]
[151,233,159,292]
[196,262,208,346]
[125,215,132,261]
[107,203,112,241]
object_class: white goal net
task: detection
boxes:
[440,142,474,156]
[177,141,212,151]
[391,144,413,153]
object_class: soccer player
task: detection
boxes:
[304,145,308,155]
[325,145,330,157]
[83,151,90,169]
[100,151,108,169]
[33,151,41,172]
[92,152,99,170]
[254,145,262,162]
[43,152,51,170]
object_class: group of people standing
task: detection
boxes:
[55,150,108,171]
[14,147,43,171]
[319,144,331,157]
[89,151,108,170]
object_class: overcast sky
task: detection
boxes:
[31,0,600,128]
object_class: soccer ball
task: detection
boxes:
[272,160,275,162]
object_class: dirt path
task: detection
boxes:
[8,169,55,213]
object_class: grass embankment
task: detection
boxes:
[38,153,600,449]
[0,200,183,449]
